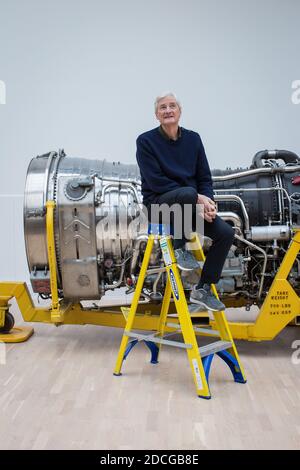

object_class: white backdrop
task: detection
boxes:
[0,0,299,280]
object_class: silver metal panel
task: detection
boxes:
[57,175,99,299]
[62,259,99,299]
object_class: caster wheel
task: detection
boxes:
[0,312,15,333]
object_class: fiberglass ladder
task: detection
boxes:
[113,224,247,399]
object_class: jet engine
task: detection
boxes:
[24,149,300,307]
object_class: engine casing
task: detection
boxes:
[24,149,300,305]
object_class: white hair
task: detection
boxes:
[154,92,182,113]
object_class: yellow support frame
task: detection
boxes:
[212,229,300,341]
[45,200,62,323]
[0,201,300,344]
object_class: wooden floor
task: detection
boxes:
[0,295,300,450]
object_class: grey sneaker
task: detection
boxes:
[190,284,225,311]
[174,248,200,271]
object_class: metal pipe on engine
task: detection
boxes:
[214,187,293,227]
[234,234,267,299]
[214,194,250,232]
[247,225,290,242]
[217,211,243,231]
[212,165,300,182]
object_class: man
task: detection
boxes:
[136,92,234,311]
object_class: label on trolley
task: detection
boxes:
[192,359,203,390]
[160,238,172,266]
[169,268,179,300]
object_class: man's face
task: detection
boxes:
[155,96,181,126]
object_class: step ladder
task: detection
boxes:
[113,224,247,399]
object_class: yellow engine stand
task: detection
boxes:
[0,297,34,343]
[209,230,300,341]
[0,200,300,344]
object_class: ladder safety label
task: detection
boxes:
[160,238,172,266]
[192,359,203,390]
[169,269,179,300]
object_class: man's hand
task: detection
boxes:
[197,194,217,223]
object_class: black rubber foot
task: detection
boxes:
[0,312,15,333]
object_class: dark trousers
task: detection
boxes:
[146,186,235,285]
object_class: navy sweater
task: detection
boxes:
[136,127,214,206]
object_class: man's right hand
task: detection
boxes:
[197,194,217,223]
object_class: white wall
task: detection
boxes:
[0,0,299,280]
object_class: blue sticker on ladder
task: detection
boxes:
[169,268,179,300]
